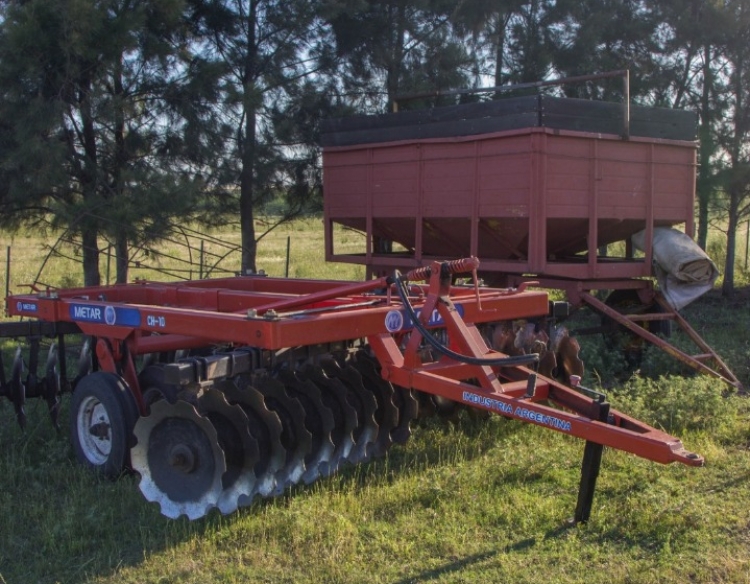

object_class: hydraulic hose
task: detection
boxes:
[392,272,539,368]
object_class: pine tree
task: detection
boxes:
[0,0,226,284]
[187,0,343,273]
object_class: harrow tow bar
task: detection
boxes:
[369,259,704,523]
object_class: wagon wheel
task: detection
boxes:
[70,372,138,478]
[601,289,671,367]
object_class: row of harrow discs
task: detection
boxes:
[96,349,459,520]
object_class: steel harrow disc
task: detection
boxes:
[44,344,61,429]
[298,364,358,477]
[198,389,260,515]
[251,374,313,495]
[354,351,418,445]
[217,378,285,502]
[275,369,335,485]
[131,399,226,520]
[319,357,379,464]
[10,347,26,429]
[345,355,398,458]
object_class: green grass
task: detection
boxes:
[2,220,750,584]
[4,401,750,584]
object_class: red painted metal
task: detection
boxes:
[582,291,742,390]
[6,276,549,351]
[323,127,696,281]
[367,260,703,467]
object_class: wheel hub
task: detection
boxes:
[77,396,112,465]
[169,444,197,473]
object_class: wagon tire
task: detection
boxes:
[70,372,135,478]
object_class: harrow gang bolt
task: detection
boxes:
[169,444,197,473]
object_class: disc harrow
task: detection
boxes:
[251,374,313,494]
[352,350,417,446]
[2,257,706,523]
[275,369,336,485]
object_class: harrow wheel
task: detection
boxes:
[132,399,226,520]
[10,347,26,429]
[348,355,398,458]
[70,372,138,478]
[44,344,61,430]
[275,369,335,485]
[355,351,418,445]
[138,365,181,409]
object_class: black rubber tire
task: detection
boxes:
[69,372,135,478]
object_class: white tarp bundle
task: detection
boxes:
[632,227,719,310]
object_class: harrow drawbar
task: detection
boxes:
[2,258,703,522]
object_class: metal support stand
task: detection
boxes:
[574,397,610,524]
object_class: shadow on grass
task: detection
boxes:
[0,402,527,584]
[389,525,572,584]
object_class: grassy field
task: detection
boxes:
[1,220,750,584]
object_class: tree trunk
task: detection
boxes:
[81,227,100,287]
[80,74,101,286]
[386,0,406,109]
[493,11,507,99]
[696,44,713,250]
[116,234,128,284]
[722,191,738,297]
[240,0,258,274]
[114,53,129,284]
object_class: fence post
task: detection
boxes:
[285,236,291,278]
[106,244,112,285]
[199,240,205,280]
[5,246,10,301]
